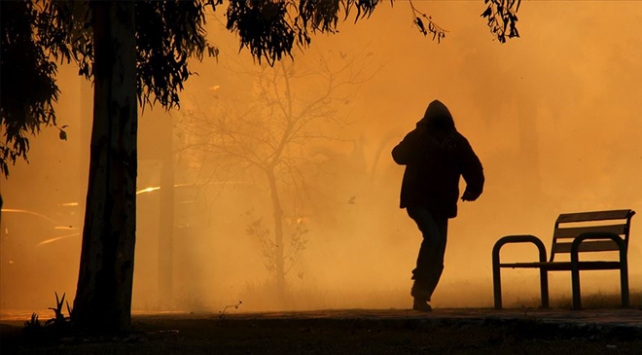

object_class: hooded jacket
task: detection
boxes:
[391,100,484,218]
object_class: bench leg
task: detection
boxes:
[621,263,630,308]
[493,264,502,310]
[539,268,549,309]
[571,263,581,310]
[619,249,630,308]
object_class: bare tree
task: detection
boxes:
[181,50,374,296]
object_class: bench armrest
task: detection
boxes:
[570,232,626,264]
[570,232,628,309]
[492,235,548,265]
[492,235,550,309]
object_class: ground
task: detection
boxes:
[2,308,642,354]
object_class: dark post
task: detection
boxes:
[539,267,549,309]
[619,244,629,308]
[492,243,502,309]
[570,246,581,310]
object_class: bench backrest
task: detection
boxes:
[550,209,636,261]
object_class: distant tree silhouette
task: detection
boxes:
[180,51,373,300]
[0,0,522,335]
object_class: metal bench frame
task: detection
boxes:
[492,209,636,310]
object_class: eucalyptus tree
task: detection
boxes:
[2,0,220,334]
[1,0,522,335]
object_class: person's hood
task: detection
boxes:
[417,99,455,132]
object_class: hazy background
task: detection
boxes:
[2,1,641,316]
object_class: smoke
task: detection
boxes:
[2,1,641,317]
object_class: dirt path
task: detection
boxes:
[2,308,641,354]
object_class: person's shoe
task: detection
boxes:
[412,298,432,312]
[410,282,431,301]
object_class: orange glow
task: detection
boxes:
[2,1,641,318]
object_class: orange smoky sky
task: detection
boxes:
[2,1,641,317]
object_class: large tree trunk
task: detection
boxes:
[72,2,137,335]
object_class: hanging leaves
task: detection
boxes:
[226,0,383,66]
[2,0,523,177]
[413,15,447,44]
[1,0,62,177]
[226,1,296,66]
[481,0,521,43]
[136,0,222,109]
[409,1,448,43]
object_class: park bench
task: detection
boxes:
[492,209,635,310]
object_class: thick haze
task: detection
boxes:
[2,2,641,316]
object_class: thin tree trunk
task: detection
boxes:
[72,2,137,335]
[266,169,285,294]
[158,116,174,309]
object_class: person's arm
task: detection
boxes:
[459,137,484,201]
[391,130,422,165]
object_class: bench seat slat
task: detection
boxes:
[556,209,633,223]
[554,224,628,239]
[499,261,622,270]
[552,240,621,253]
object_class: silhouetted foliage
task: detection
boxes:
[1,0,523,176]
[0,1,217,178]
[135,0,219,108]
[481,0,521,43]
[0,1,61,177]
[22,292,73,343]
[225,0,380,65]
[409,0,448,43]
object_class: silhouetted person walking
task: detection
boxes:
[392,100,484,312]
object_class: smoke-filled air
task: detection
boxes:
[2,1,641,316]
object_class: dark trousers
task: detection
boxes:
[407,207,448,302]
